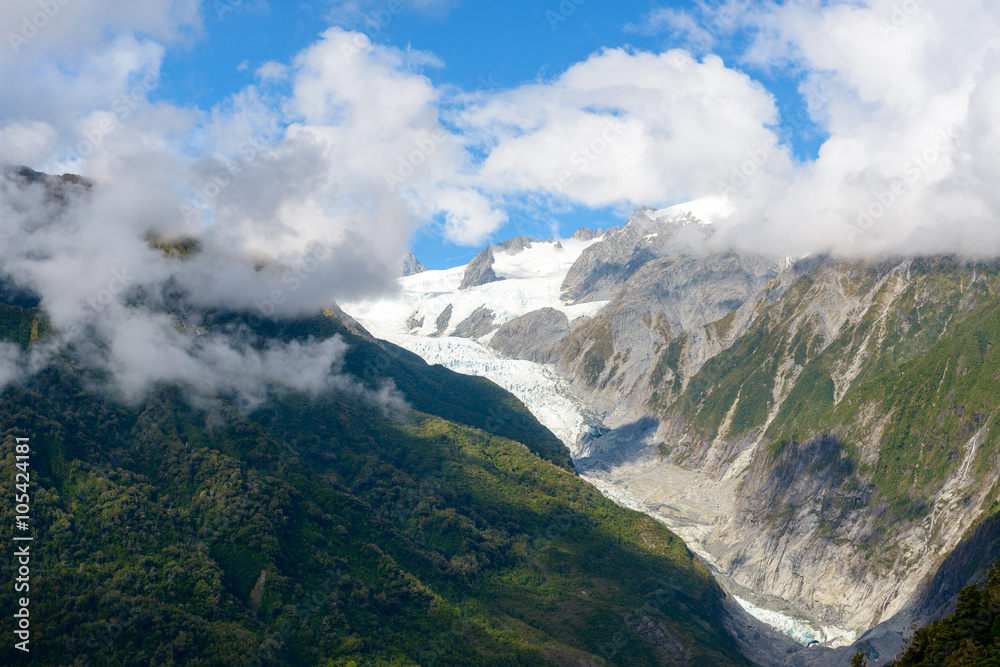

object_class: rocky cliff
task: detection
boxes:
[554,248,1000,661]
[459,245,502,290]
[397,250,426,276]
[345,208,1000,665]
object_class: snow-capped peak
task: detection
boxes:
[648,195,734,225]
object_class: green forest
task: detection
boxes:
[0,306,749,665]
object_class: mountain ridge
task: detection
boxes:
[343,210,1000,664]
[0,298,754,665]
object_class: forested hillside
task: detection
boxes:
[0,307,750,665]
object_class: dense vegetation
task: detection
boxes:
[885,560,1000,666]
[0,308,749,665]
[655,259,1000,557]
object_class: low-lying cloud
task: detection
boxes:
[2,0,1000,401]
[0,168,409,410]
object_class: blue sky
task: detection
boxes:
[0,0,995,400]
[156,0,826,268]
[3,0,991,285]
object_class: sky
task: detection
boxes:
[2,0,1000,402]
[154,0,829,267]
[5,0,997,269]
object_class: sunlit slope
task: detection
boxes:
[0,309,752,666]
[649,257,1000,635]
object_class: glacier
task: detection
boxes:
[734,596,856,649]
[341,226,848,651]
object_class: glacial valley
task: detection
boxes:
[345,202,1000,666]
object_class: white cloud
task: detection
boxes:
[0,0,200,67]
[0,342,22,392]
[457,47,791,214]
[636,7,716,52]
[6,0,1000,408]
[0,0,193,176]
[0,21,493,403]
[326,0,459,28]
[256,61,286,80]
[99,311,350,408]
[0,121,57,166]
[278,28,503,246]
[706,0,1000,257]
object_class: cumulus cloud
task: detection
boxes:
[326,0,460,27]
[633,7,717,52]
[280,28,503,246]
[0,126,410,408]
[456,47,791,217]
[0,168,413,411]
[0,0,197,163]
[5,0,1000,401]
[699,0,1000,257]
[0,0,199,66]
[0,17,453,408]
[94,314,351,409]
[0,121,57,166]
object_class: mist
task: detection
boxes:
[2,0,999,403]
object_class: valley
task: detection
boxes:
[343,204,1000,665]
[5,1,1000,663]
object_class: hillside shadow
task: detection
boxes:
[573,416,660,473]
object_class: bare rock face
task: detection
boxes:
[405,313,424,331]
[452,305,498,339]
[397,251,426,277]
[494,235,545,255]
[432,304,453,336]
[459,246,503,290]
[490,308,572,363]
[567,252,1000,661]
[4,164,93,191]
[572,227,604,241]
[560,209,710,304]
[325,303,380,343]
[557,249,784,419]
[2,164,93,212]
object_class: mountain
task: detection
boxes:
[342,204,1000,665]
[564,254,1000,659]
[560,208,707,304]
[0,299,755,665]
[494,235,547,255]
[343,232,610,455]
[884,560,1000,666]
[398,251,427,277]
[459,245,503,290]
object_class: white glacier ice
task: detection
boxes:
[733,596,856,648]
[343,237,604,456]
[341,229,857,650]
[345,237,607,341]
